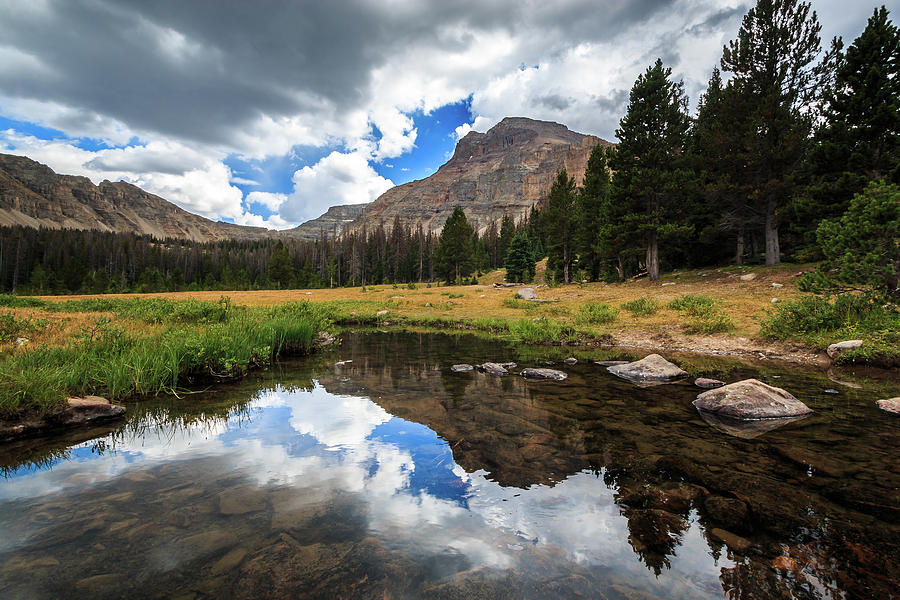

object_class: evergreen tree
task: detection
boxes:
[504,232,535,283]
[435,207,475,283]
[610,59,692,281]
[497,214,515,265]
[721,0,832,265]
[544,170,577,284]
[798,6,900,249]
[267,241,295,289]
[814,180,899,297]
[576,143,611,280]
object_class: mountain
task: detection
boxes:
[347,117,612,234]
[283,203,370,240]
[0,153,271,242]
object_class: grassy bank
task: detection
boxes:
[0,296,331,420]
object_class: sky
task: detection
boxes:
[0,0,885,229]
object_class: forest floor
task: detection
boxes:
[30,262,830,366]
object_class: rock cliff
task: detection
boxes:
[348,117,612,234]
[283,203,369,240]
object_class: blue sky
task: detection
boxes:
[0,0,878,228]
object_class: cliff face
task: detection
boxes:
[0,153,271,242]
[283,203,369,240]
[349,117,612,234]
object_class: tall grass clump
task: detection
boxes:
[621,296,659,316]
[576,302,619,325]
[667,294,734,334]
[0,298,331,420]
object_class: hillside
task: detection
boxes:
[348,117,612,234]
[0,153,271,242]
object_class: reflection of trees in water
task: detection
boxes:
[324,333,900,598]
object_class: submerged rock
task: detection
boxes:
[515,288,538,300]
[607,354,688,383]
[594,360,629,366]
[827,339,863,359]
[450,364,474,372]
[476,362,508,376]
[694,377,725,389]
[877,398,900,415]
[520,368,568,381]
[693,379,812,420]
[1,396,126,441]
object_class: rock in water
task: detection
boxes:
[594,360,629,366]
[694,377,725,389]
[520,368,568,381]
[877,398,900,414]
[563,357,577,365]
[516,288,538,300]
[607,354,688,383]
[476,362,508,376]
[698,410,810,439]
[450,364,474,372]
[59,397,126,425]
[827,339,863,359]
[693,379,812,420]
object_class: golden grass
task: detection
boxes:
[40,263,812,342]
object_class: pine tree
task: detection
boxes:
[576,143,611,280]
[435,207,475,284]
[267,241,295,289]
[504,232,535,283]
[721,0,832,265]
[609,59,692,281]
[544,170,577,284]
[801,6,900,237]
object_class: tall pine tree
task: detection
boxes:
[544,170,577,284]
[721,0,833,265]
[435,207,475,284]
[610,59,692,281]
[576,143,612,280]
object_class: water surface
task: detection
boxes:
[1,332,898,599]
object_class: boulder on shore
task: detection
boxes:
[0,396,126,441]
[515,288,538,300]
[876,398,900,415]
[476,362,509,376]
[607,354,688,383]
[693,379,812,420]
[827,339,863,359]
[520,368,568,381]
[450,364,474,372]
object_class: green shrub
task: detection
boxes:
[667,294,716,313]
[576,302,619,324]
[621,296,659,316]
[0,312,53,342]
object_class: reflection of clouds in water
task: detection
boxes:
[0,382,731,591]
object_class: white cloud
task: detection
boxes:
[279,151,394,223]
[245,191,288,212]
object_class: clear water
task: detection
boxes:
[1,332,898,599]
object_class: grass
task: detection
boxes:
[667,294,735,334]
[576,302,619,325]
[0,298,331,420]
[621,296,659,316]
[761,294,900,366]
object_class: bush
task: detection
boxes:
[667,294,716,313]
[667,294,734,334]
[576,302,619,324]
[621,296,659,316]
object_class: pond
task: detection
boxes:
[1,332,898,599]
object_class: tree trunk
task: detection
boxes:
[735,227,745,266]
[616,255,624,281]
[765,197,780,266]
[646,231,659,281]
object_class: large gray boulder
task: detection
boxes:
[515,288,538,300]
[827,339,863,359]
[607,354,688,383]
[693,379,812,420]
[476,362,509,376]
[521,368,568,381]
